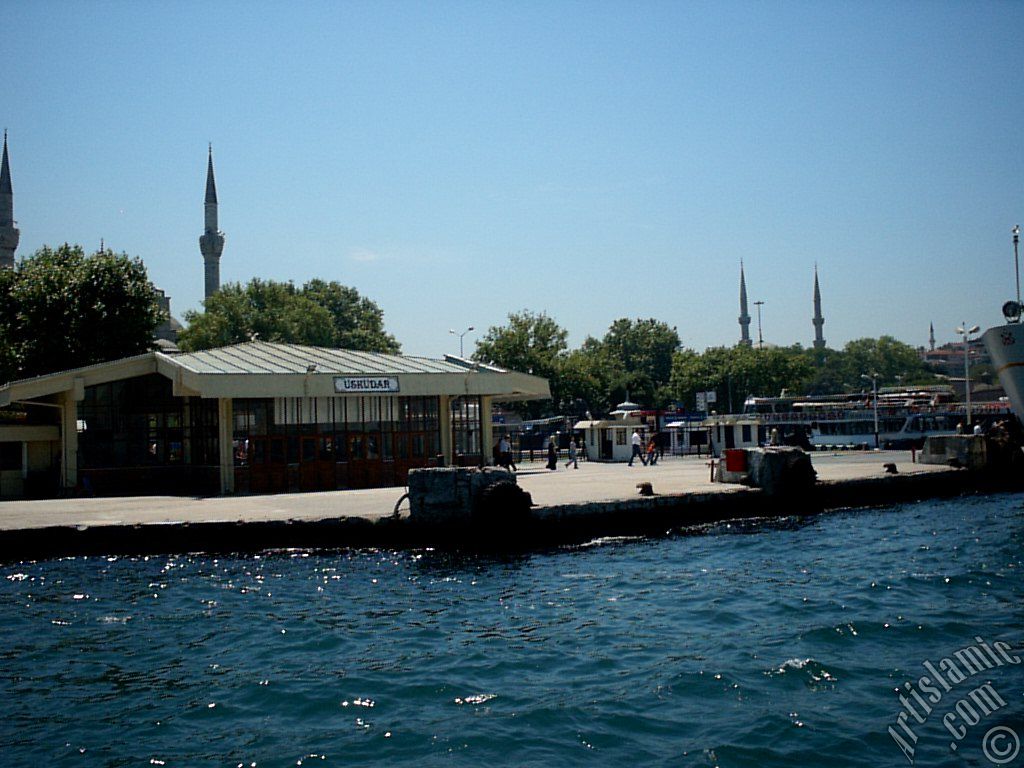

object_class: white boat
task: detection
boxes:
[702,390,1013,454]
[806,406,1009,449]
[982,303,1024,419]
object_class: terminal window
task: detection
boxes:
[0,442,21,471]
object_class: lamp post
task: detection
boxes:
[861,373,879,448]
[449,325,474,358]
[753,300,765,350]
[956,323,980,426]
[1014,224,1021,306]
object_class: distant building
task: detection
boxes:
[199,145,225,299]
[812,266,825,350]
[153,288,183,350]
[738,262,751,346]
[0,132,19,270]
[921,339,989,377]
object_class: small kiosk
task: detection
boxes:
[574,400,647,463]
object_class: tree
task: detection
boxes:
[0,267,17,382]
[837,336,934,388]
[600,318,680,389]
[670,344,813,411]
[554,347,611,417]
[668,336,938,412]
[301,279,400,353]
[0,245,162,382]
[178,278,400,353]
[473,310,568,417]
[590,318,681,409]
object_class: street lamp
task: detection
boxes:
[861,372,879,449]
[753,300,765,350]
[449,325,475,358]
[956,323,980,426]
[1014,224,1021,306]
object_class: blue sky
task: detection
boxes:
[4,1,1022,358]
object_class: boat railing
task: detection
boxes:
[755,402,1011,424]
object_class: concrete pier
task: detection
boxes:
[0,452,1017,561]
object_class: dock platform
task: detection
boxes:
[0,452,1010,561]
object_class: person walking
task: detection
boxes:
[499,434,516,471]
[546,435,558,470]
[629,429,646,466]
[646,437,657,466]
[565,438,578,469]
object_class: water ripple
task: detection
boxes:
[0,493,1021,766]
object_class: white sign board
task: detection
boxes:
[705,390,717,404]
[696,392,707,412]
[334,376,400,394]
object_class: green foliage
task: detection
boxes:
[555,346,616,416]
[669,336,937,411]
[600,318,680,388]
[0,245,162,382]
[468,310,938,418]
[836,336,935,388]
[670,344,813,412]
[474,310,568,418]
[592,318,681,410]
[301,279,400,353]
[178,278,400,354]
[474,315,681,416]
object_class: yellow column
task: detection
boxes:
[480,395,494,465]
[59,390,79,490]
[218,398,235,494]
[438,395,452,466]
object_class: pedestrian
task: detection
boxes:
[499,434,517,471]
[546,435,558,470]
[565,438,578,469]
[646,438,657,466]
[972,423,983,436]
[629,429,646,466]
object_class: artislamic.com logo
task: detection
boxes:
[889,636,1021,764]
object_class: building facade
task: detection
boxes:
[0,342,550,499]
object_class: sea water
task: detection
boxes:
[1,493,1022,767]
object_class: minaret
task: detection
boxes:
[199,145,225,299]
[0,132,20,270]
[738,262,752,346]
[812,265,825,350]
[929,322,935,351]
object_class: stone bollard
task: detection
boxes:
[918,435,988,470]
[746,447,817,496]
[714,447,817,496]
[407,466,526,526]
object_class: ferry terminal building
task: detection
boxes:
[0,342,550,499]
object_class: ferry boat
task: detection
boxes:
[982,301,1024,419]
[702,388,1012,453]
